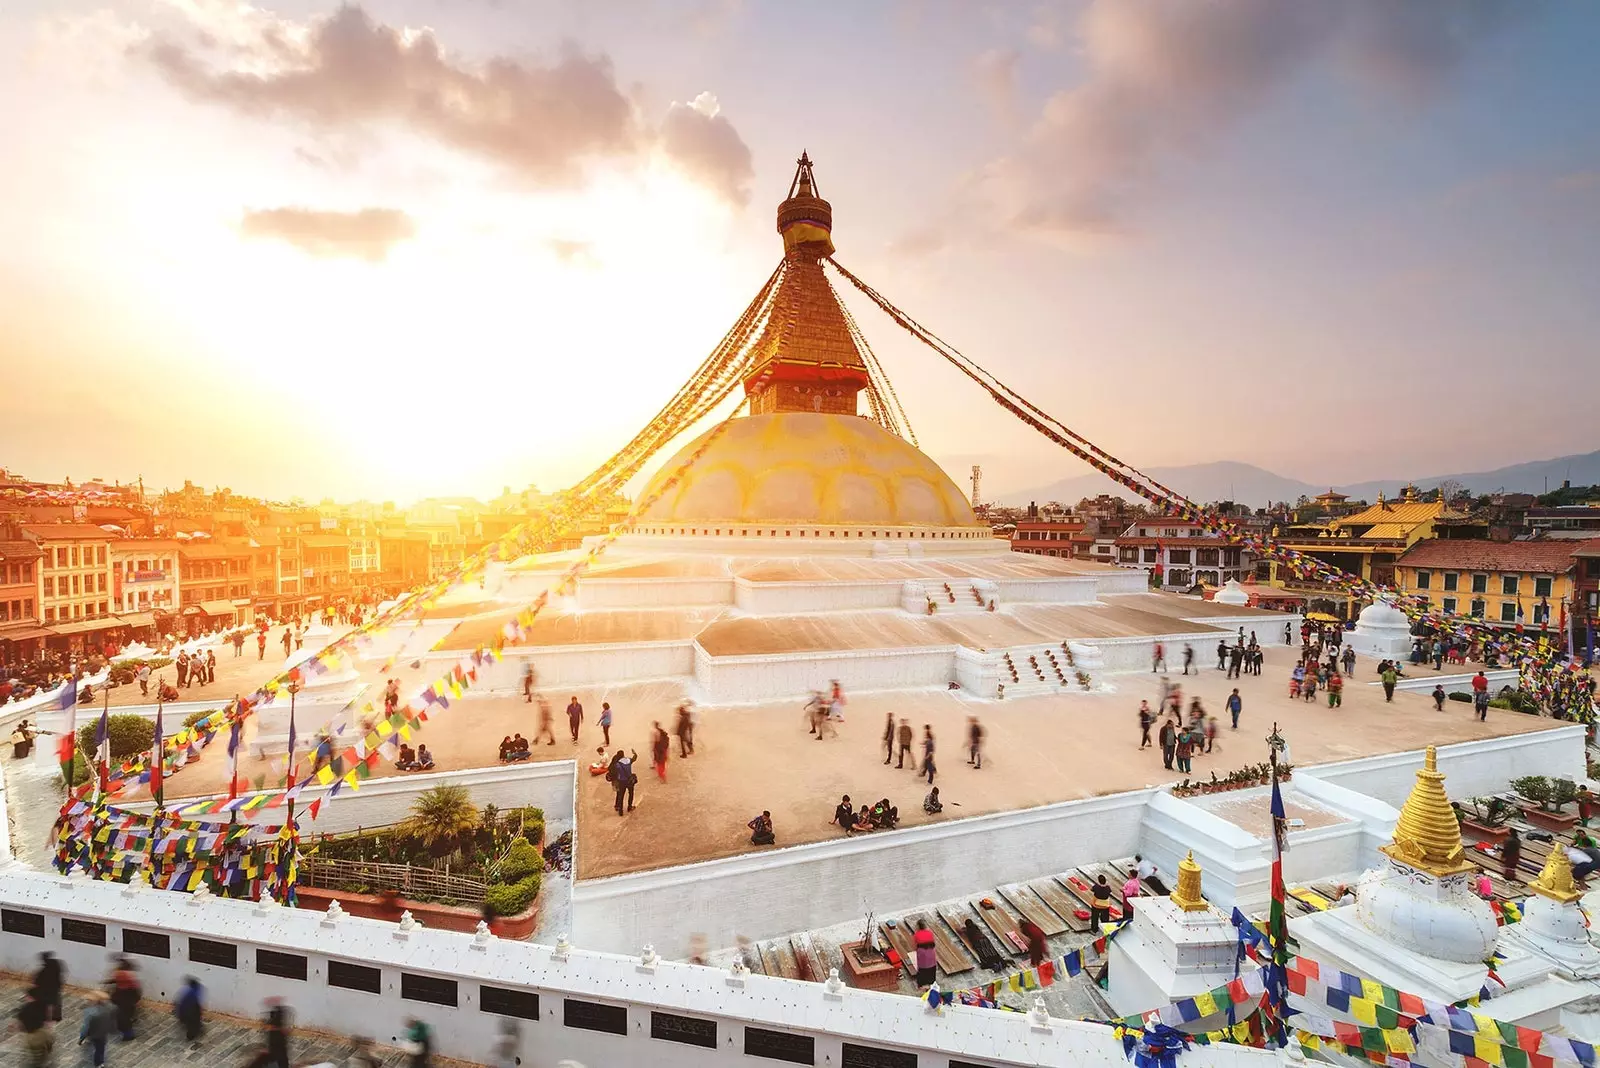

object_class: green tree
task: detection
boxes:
[404,785,480,853]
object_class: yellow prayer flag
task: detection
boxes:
[1385,1030,1415,1055]
[1474,1036,1500,1064]
[1192,991,1218,1016]
[1349,997,1378,1026]
[315,765,336,786]
[1359,979,1385,1005]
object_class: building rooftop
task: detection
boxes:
[18,523,114,541]
[1396,538,1583,575]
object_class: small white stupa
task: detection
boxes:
[1346,596,1413,661]
[1500,844,1600,980]
[1213,579,1250,607]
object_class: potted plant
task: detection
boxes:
[1455,796,1514,843]
[1514,775,1581,830]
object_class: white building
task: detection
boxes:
[1116,518,1255,589]
[110,538,181,616]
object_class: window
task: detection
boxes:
[1500,603,1519,623]
[1142,548,1157,563]
[1502,576,1519,596]
[1443,572,1459,591]
[1470,599,1486,618]
[1416,570,1431,590]
[328,960,381,993]
[42,577,53,597]
[123,929,171,959]
[745,1027,815,1065]
[61,918,106,946]
[1471,574,1488,593]
[71,575,80,595]
[651,1011,717,1048]
[401,973,457,1007]
[188,938,237,969]
[44,608,54,623]
[479,985,539,1021]
[97,574,106,592]
[1536,577,1553,598]
[563,999,627,1035]
[1197,548,1220,566]
[1163,528,1179,538]
[841,1044,917,1068]
[1168,549,1191,565]
[70,546,79,567]
[1443,597,1458,614]
[256,950,307,980]
[1534,602,1551,624]
[1,909,45,938]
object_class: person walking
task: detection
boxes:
[913,921,937,988]
[206,649,217,684]
[1327,671,1343,708]
[489,1019,521,1068]
[1151,641,1166,673]
[522,663,535,703]
[1501,827,1522,881]
[1227,688,1242,729]
[1174,727,1195,774]
[263,1001,291,1068]
[280,628,292,657]
[33,951,63,1023]
[882,712,896,764]
[1228,644,1243,679]
[1159,719,1177,770]
[1181,644,1193,676]
[232,630,244,657]
[108,956,140,1041]
[1475,688,1490,722]
[673,703,692,756]
[1216,640,1229,672]
[1381,663,1398,703]
[594,702,610,747]
[608,749,637,815]
[896,718,913,769]
[566,696,583,743]
[402,1017,433,1068]
[137,663,150,697]
[920,725,936,785]
[1204,715,1218,754]
[256,630,267,660]
[967,716,984,769]
[1138,701,1153,749]
[174,975,204,1048]
[1342,645,1355,676]
[536,696,556,745]
[651,722,669,783]
[78,991,114,1067]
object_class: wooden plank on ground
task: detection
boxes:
[999,883,1068,937]
[971,897,1029,955]
[938,906,986,962]
[766,940,802,980]
[907,911,975,975]
[756,941,783,977]
[1028,877,1090,932]
[1076,865,1128,911]
[790,932,824,983]
[879,921,918,978]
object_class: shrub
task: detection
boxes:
[1513,776,1577,812]
[484,874,541,916]
[1448,691,1472,703]
[499,840,544,883]
[183,709,219,730]
[76,715,154,761]
[405,785,479,852]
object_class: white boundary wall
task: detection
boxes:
[573,789,1156,958]
[0,869,1281,1068]
[693,644,959,702]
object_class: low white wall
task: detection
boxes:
[1079,632,1239,674]
[355,619,460,663]
[992,577,1103,604]
[1391,668,1518,695]
[1297,726,1585,808]
[572,788,1156,958]
[692,643,956,702]
[0,869,1277,1068]
[434,641,696,691]
[143,761,577,836]
[736,579,904,614]
[577,578,734,609]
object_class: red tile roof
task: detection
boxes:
[19,523,114,541]
[1396,539,1582,575]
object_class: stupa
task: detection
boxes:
[1346,596,1413,661]
[442,154,1287,706]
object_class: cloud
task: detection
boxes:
[974,0,1535,241]
[972,48,1022,124]
[657,91,753,206]
[141,3,752,203]
[238,207,416,261]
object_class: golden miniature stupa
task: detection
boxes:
[1379,745,1475,877]
[640,154,981,530]
[1169,851,1211,912]
[1529,840,1583,904]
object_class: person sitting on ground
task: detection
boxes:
[158,678,180,703]
[832,795,855,834]
[748,810,775,846]
[499,736,513,761]
[872,798,898,829]
[396,744,418,771]
[852,804,875,832]
[923,786,943,814]
[588,746,610,776]
[416,744,435,771]
[512,733,530,759]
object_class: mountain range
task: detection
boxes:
[999,451,1600,510]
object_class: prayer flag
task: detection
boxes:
[150,702,165,808]
[56,671,80,783]
[227,719,241,802]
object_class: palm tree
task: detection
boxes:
[405,785,479,854]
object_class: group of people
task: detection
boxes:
[1289,655,1347,707]
[1215,630,1265,677]
[395,743,435,772]
[880,714,942,784]
[1429,669,1495,720]
[497,734,532,762]
[804,681,847,740]
[831,793,901,834]
[1139,680,1223,773]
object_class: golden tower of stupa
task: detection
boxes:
[1169,851,1211,913]
[1380,746,1475,877]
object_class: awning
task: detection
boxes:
[0,625,52,642]
[116,612,156,628]
[198,600,238,616]
[47,617,126,636]
[181,606,201,616]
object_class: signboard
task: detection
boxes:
[320,517,338,530]
[132,570,165,582]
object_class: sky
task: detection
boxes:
[2,0,1597,505]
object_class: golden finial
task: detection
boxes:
[1531,842,1583,904]
[1381,745,1475,878]
[777,150,834,258]
[1170,851,1210,912]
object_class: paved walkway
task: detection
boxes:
[0,974,478,1067]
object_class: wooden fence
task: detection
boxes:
[299,856,486,905]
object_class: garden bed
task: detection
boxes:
[295,886,541,939]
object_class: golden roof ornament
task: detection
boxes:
[777,150,835,259]
[1380,746,1475,878]
[1170,851,1210,912]
[1530,841,1583,904]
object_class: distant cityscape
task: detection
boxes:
[0,466,626,655]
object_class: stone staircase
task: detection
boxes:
[990,641,1108,699]
[901,579,1000,615]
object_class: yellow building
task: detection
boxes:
[1394,539,1579,629]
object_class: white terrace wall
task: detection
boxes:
[577,578,735,609]
[1296,726,1585,810]
[572,789,1156,959]
[692,644,956,702]
[140,761,578,837]
[433,641,695,691]
[736,579,905,614]
[0,869,1282,1068]
[1391,668,1519,696]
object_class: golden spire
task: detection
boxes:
[1530,842,1583,904]
[777,150,835,258]
[1170,851,1210,912]
[1381,746,1475,878]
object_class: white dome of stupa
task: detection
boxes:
[1213,579,1249,607]
[1356,597,1410,630]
